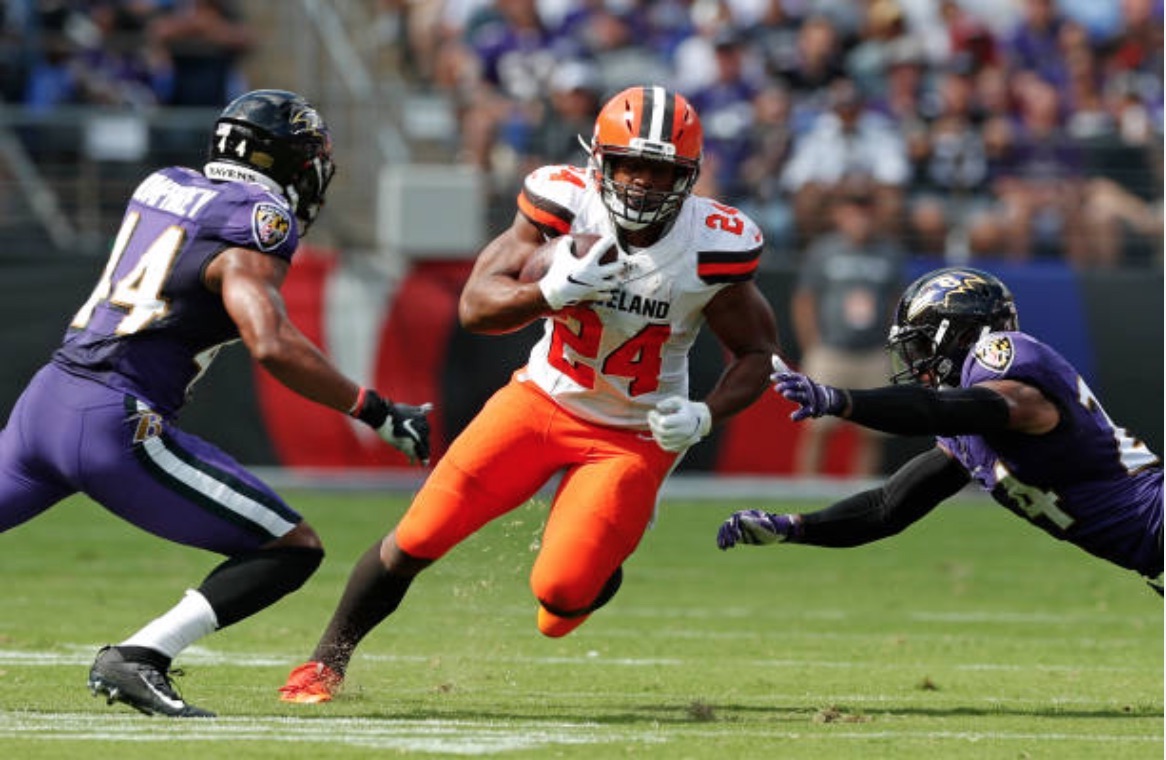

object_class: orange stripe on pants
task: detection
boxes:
[395,375,678,619]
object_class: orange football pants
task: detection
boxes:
[395,374,679,619]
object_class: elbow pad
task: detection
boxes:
[845,385,1011,436]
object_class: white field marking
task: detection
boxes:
[597,626,1153,645]
[643,729,1161,744]
[0,645,1150,674]
[0,712,660,754]
[0,645,334,668]
[908,610,1162,624]
[617,606,1162,626]
[0,712,1158,750]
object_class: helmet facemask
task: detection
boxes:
[593,148,699,230]
[888,319,989,387]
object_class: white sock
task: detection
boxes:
[121,589,219,660]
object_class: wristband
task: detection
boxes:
[352,388,391,429]
[347,387,368,417]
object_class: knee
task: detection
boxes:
[271,521,324,552]
[532,566,623,618]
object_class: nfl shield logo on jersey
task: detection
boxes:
[252,202,292,251]
[973,334,1015,373]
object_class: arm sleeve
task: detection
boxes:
[843,384,1011,436]
[795,447,971,548]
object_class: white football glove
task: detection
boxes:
[538,233,622,310]
[647,395,712,452]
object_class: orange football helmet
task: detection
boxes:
[589,86,703,230]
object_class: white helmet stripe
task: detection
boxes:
[646,86,667,142]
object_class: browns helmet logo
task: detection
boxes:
[973,334,1014,373]
[252,202,292,251]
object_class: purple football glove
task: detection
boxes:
[717,510,795,549]
[771,371,847,421]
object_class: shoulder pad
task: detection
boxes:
[517,165,590,237]
[689,198,764,283]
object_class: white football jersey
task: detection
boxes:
[515,163,764,429]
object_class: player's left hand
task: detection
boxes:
[647,396,711,452]
[377,401,434,465]
[717,509,794,549]
[772,371,847,421]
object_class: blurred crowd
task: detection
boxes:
[2,0,1161,268]
[0,0,254,111]
[381,0,1163,269]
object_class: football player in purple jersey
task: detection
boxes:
[718,267,1163,595]
[0,90,432,717]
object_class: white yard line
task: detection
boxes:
[0,644,1150,673]
[0,712,1157,753]
[0,643,1147,676]
[0,712,648,754]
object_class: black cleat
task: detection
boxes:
[88,645,215,718]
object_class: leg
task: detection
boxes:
[0,366,78,531]
[795,347,839,476]
[304,533,430,676]
[794,417,833,476]
[281,380,564,701]
[81,396,322,716]
[0,430,71,532]
[530,424,677,637]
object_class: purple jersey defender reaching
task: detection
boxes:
[0,90,433,717]
[718,267,1163,594]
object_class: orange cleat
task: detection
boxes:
[278,661,342,704]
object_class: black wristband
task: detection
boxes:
[354,388,391,429]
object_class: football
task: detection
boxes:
[518,233,612,283]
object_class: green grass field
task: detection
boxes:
[0,488,1159,759]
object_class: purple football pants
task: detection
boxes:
[0,363,300,554]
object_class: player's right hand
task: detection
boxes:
[377,401,433,465]
[717,509,794,549]
[538,233,622,310]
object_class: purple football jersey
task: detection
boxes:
[52,167,299,417]
[938,331,1163,578]
[0,167,303,551]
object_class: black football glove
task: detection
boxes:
[353,389,433,465]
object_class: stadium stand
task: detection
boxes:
[0,0,1158,269]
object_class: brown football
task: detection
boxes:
[518,233,611,283]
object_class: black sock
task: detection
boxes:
[311,541,415,675]
[114,645,171,671]
[197,546,324,628]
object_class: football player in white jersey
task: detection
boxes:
[279,85,784,703]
